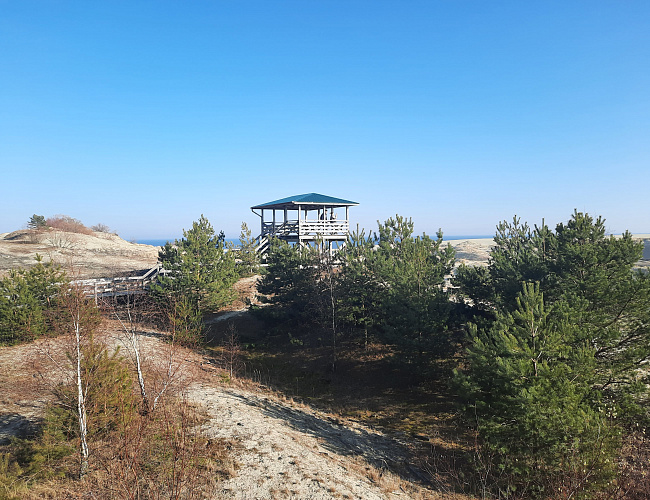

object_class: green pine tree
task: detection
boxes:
[256,238,320,325]
[27,214,47,230]
[151,215,238,313]
[336,226,382,347]
[550,211,650,416]
[455,216,554,314]
[373,216,456,363]
[237,221,261,277]
[455,211,650,407]
[454,211,650,497]
[0,256,66,345]
[455,283,619,497]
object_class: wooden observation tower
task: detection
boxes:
[251,193,359,255]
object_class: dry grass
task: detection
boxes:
[608,431,650,499]
[0,321,238,500]
[7,406,238,500]
[221,340,459,440]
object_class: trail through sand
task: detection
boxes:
[0,327,441,499]
[190,383,426,499]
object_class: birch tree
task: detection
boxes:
[108,294,189,414]
[53,284,101,478]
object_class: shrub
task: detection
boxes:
[50,336,138,440]
[46,215,93,235]
[91,223,111,233]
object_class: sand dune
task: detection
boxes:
[0,229,159,279]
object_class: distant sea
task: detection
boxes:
[445,235,492,240]
[137,236,491,247]
[137,238,240,247]
[136,239,173,247]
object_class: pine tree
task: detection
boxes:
[0,271,45,344]
[373,216,456,363]
[151,215,238,313]
[456,211,650,404]
[454,211,650,496]
[0,256,66,344]
[256,238,320,324]
[335,216,457,363]
[336,226,382,347]
[457,216,554,313]
[550,211,650,415]
[27,214,47,230]
[455,283,619,497]
[237,222,261,277]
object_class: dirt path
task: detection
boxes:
[0,329,441,499]
[188,383,431,499]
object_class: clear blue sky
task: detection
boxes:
[1,1,648,240]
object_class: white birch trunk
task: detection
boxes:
[75,310,89,478]
[151,335,175,412]
[115,309,150,412]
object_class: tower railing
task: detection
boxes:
[261,220,349,237]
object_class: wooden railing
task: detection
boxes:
[255,235,270,254]
[261,220,299,235]
[300,220,349,235]
[74,264,163,301]
[261,220,349,237]
[255,219,350,255]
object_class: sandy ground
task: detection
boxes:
[0,229,159,279]
[1,229,647,279]
[446,234,650,270]
[0,326,444,499]
[191,384,430,499]
[445,239,492,267]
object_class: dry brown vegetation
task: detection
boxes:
[0,320,237,499]
[1,303,453,499]
[45,215,94,236]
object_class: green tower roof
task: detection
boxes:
[251,193,359,210]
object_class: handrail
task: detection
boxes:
[73,264,164,300]
[261,220,348,237]
[261,220,299,236]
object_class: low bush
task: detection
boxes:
[46,215,93,235]
[1,330,234,498]
[91,223,112,233]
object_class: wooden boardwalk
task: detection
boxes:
[74,264,164,301]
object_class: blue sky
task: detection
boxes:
[1,1,648,241]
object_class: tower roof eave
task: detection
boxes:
[251,193,359,210]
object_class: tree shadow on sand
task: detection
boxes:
[225,391,434,486]
[0,413,42,445]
